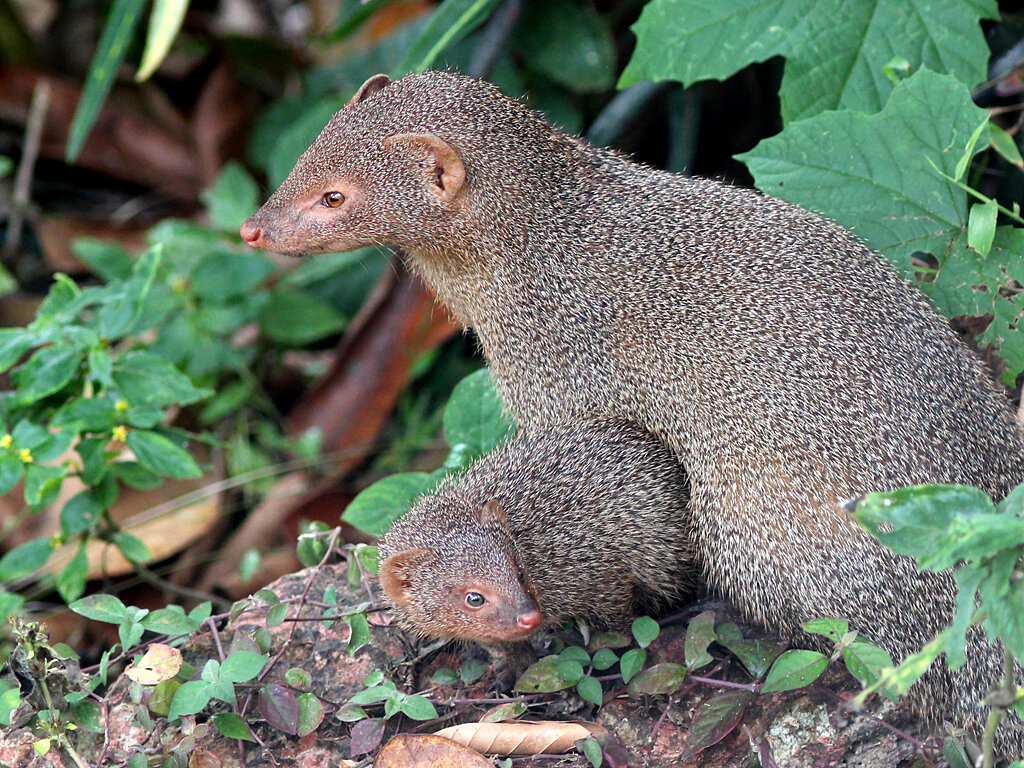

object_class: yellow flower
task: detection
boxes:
[112,426,128,442]
[18,449,33,463]
[115,400,129,412]
[0,434,11,449]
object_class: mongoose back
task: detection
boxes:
[378,420,693,646]
[243,71,1024,756]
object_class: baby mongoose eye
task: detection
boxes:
[465,592,486,608]
[517,568,526,584]
[321,191,345,208]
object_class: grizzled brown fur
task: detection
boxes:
[244,71,1024,756]
[378,421,693,645]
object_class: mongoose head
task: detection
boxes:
[241,71,558,259]
[379,498,544,644]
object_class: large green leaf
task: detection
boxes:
[739,69,988,276]
[621,0,996,123]
[66,0,148,161]
[342,472,434,536]
[442,368,514,458]
[393,0,501,76]
[514,0,616,93]
[111,350,211,408]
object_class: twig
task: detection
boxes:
[3,79,49,261]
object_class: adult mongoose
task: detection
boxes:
[242,71,1024,755]
[378,420,693,647]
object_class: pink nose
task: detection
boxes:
[516,609,543,632]
[239,220,262,245]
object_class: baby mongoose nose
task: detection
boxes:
[239,220,262,246]
[516,609,543,632]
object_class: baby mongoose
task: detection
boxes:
[243,72,1024,756]
[378,421,693,646]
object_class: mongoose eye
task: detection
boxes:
[321,191,345,208]
[465,592,486,608]
[517,569,526,584]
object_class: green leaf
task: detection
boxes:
[442,368,515,458]
[168,680,213,718]
[591,648,618,671]
[990,122,1024,167]
[257,290,346,346]
[684,611,716,670]
[56,546,89,603]
[109,461,162,490]
[52,396,118,432]
[0,537,54,580]
[71,238,134,281]
[622,0,996,123]
[967,199,998,256]
[66,0,148,161]
[296,692,325,736]
[113,532,152,564]
[631,616,660,648]
[626,662,686,695]
[399,694,438,720]
[843,638,895,699]
[220,651,269,683]
[344,612,371,655]
[24,464,67,508]
[740,69,989,276]
[619,648,646,684]
[0,329,36,374]
[393,0,501,76]
[802,618,849,643]
[200,161,262,231]
[141,606,201,635]
[191,254,274,302]
[460,658,488,684]
[576,676,603,707]
[342,472,433,536]
[70,594,129,623]
[514,0,615,93]
[15,347,82,404]
[126,429,202,479]
[0,456,24,496]
[557,660,585,683]
[211,711,254,741]
[760,650,828,693]
[578,735,603,768]
[135,0,189,81]
[60,491,104,536]
[514,655,578,693]
[112,350,211,409]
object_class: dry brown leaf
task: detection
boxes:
[434,720,608,756]
[375,733,492,767]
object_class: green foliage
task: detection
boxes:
[342,368,515,536]
[622,0,996,122]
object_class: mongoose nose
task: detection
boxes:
[239,220,263,246]
[516,609,543,631]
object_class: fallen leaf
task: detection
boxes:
[125,643,182,685]
[434,720,608,756]
[375,733,491,767]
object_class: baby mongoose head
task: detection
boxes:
[241,71,560,258]
[379,497,544,644]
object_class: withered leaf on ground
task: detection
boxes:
[375,733,492,767]
[434,720,608,756]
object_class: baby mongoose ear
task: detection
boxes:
[475,498,507,527]
[379,548,434,608]
[385,133,466,204]
[347,74,392,106]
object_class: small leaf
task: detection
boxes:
[619,648,646,684]
[627,662,686,696]
[591,648,618,671]
[335,702,367,722]
[576,676,603,707]
[0,456,23,495]
[967,199,998,256]
[682,690,754,757]
[399,694,438,721]
[350,717,385,755]
[514,656,577,693]
[15,347,81,404]
[0,330,36,374]
[112,532,152,564]
[557,660,585,683]
[843,638,895,699]
[296,692,326,736]
[258,290,345,346]
[56,546,89,603]
[990,122,1024,168]
[126,644,183,685]
[24,464,68,508]
[761,650,828,693]
[211,711,255,741]
[460,658,488,684]
[802,618,849,643]
[578,735,603,768]
[717,638,784,680]
[344,612,371,655]
[168,680,213,718]
[684,611,716,670]
[631,616,660,648]
[259,683,298,734]
[220,651,269,683]
[0,537,54,580]
[126,429,202,479]
[70,594,129,623]
[431,668,458,686]
[342,472,433,537]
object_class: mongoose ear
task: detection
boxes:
[476,498,507,527]
[379,548,434,608]
[385,133,466,204]
[347,74,392,106]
